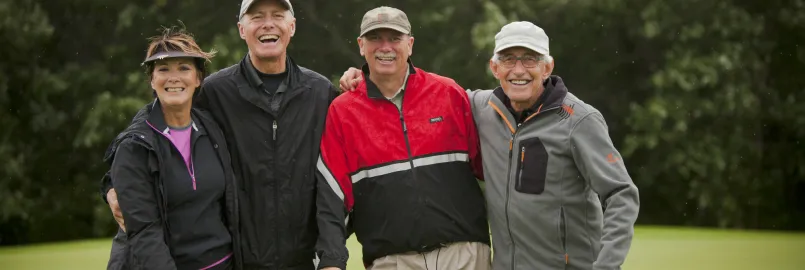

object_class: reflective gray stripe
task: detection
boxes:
[317,156,344,202]
[351,162,411,184]
[413,152,469,167]
[350,152,469,184]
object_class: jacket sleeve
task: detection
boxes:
[100,106,153,204]
[111,139,177,270]
[460,87,484,180]
[99,170,113,203]
[314,104,352,270]
[106,228,128,270]
[570,112,640,270]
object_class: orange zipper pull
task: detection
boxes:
[521,147,525,162]
[565,253,569,265]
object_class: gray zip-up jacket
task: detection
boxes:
[468,76,640,270]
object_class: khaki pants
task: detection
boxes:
[367,242,491,270]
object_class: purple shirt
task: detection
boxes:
[168,125,193,170]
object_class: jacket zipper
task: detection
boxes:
[494,103,560,270]
[507,122,527,268]
[504,136,516,269]
[146,121,197,191]
[397,98,417,202]
[517,146,525,190]
[189,156,196,190]
[560,206,568,265]
[400,113,414,167]
[393,80,419,241]
[272,118,281,263]
[386,75,416,186]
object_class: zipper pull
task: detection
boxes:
[521,146,525,162]
[272,120,277,140]
[192,175,197,190]
[399,113,407,132]
[517,146,526,189]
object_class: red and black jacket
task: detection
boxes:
[315,62,490,266]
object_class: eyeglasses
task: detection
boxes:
[497,54,543,68]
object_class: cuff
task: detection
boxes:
[317,255,348,270]
[100,171,113,204]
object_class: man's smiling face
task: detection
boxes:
[490,47,552,104]
[238,0,296,61]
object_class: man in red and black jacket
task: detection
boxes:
[314,6,491,270]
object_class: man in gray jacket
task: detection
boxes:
[339,21,640,270]
[466,21,640,270]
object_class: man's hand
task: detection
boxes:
[338,67,363,92]
[107,188,125,232]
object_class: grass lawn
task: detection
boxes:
[1,226,803,269]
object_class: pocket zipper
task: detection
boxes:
[560,207,568,265]
[517,146,525,189]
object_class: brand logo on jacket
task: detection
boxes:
[429,116,443,123]
[556,104,575,120]
[607,153,620,164]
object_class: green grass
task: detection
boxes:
[1,226,803,269]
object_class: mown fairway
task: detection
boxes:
[1,226,803,269]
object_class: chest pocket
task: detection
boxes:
[515,137,549,194]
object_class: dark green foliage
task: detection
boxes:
[0,0,802,245]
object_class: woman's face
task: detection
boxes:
[150,57,200,108]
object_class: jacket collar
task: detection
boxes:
[241,53,299,93]
[360,59,417,99]
[488,75,568,132]
[145,99,205,140]
[102,99,208,164]
[236,53,309,116]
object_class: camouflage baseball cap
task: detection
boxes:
[359,6,411,37]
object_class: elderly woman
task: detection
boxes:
[105,26,240,270]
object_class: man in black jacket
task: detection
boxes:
[101,0,346,269]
